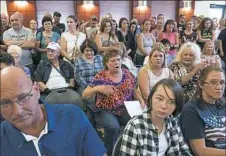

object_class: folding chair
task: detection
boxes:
[45,88,84,110]
[112,135,123,156]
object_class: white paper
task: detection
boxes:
[124,101,143,117]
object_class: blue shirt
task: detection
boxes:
[180,97,226,149]
[1,103,106,156]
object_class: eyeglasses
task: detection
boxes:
[0,85,33,111]
[204,81,226,87]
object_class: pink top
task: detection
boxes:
[162,32,177,55]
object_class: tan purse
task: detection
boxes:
[71,33,82,61]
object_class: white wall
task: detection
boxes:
[36,1,75,30]
[1,1,8,15]
[99,1,131,24]
[194,1,226,19]
[151,1,176,21]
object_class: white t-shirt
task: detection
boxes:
[46,67,69,90]
[121,57,138,77]
[143,56,149,65]
[158,126,168,156]
[21,122,48,156]
[61,32,86,58]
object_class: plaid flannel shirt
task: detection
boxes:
[74,55,104,88]
[120,109,193,156]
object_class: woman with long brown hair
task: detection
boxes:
[135,19,156,66]
[60,15,86,63]
[94,18,119,55]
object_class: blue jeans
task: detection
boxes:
[95,110,130,156]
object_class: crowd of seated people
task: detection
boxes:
[0,10,226,156]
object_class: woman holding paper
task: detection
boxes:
[138,42,174,102]
[120,79,192,156]
[82,48,144,156]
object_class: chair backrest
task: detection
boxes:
[45,88,84,110]
[112,135,123,156]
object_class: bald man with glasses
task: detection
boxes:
[0,67,106,156]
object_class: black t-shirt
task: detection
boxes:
[56,23,66,33]
[218,28,226,55]
[197,29,212,49]
[180,31,197,44]
[115,30,136,59]
[180,97,226,149]
[177,23,185,35]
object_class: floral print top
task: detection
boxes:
[170,62,200,102]
[90,68,136,115]
[201,54,221,67]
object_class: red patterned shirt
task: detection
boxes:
[90,68,136,115]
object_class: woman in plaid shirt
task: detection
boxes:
[120,79,192,156]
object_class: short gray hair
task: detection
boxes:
[11,12,23,21]
[7,45,22,57]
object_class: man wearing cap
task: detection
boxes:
[0,66,107,156]
[34,42,74,97]
[85,15,98,40]
[53,11,65,33]
[36,12,62,35]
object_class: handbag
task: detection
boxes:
[71,33,82,61]
[50,61,69,83]
[32,32,42,65]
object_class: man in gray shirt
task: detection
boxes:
[3,12,35,67]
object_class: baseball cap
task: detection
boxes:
[198,15,205,19]
[53,11,61,17]
[90,15,98,21]
[47,42,61,52]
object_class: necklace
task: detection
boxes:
[203,101,218,119]
[144,33,151,41]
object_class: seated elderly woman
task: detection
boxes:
[180,66,226,156]
[118,42,138,77]
[82,48,145,156]
[120,79,192,155]
[35,42,74,97]
[74,39,104,95]
[201,41,222,68]
[7,45,31,77]
[138,42,174,103]
[170,42,204,103]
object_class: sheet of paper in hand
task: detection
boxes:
[124,101,143,117]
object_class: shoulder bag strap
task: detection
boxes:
[50,61,69,83]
